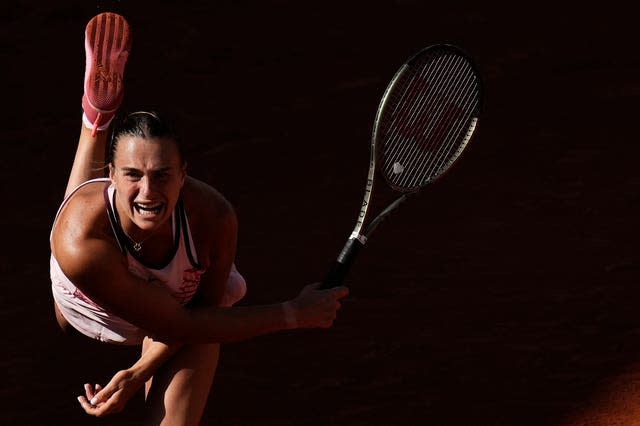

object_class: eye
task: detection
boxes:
[124,171,142,180]
[154,171,170,181]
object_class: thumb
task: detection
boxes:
[331,285,350,299]
[308,282,321,290]
[90,383,109,406]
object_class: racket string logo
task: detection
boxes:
[392,162,405,174]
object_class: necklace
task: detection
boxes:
[122,221,172,253]
[111,191,164,253]
[132,240,143,252]
[126,233,151,252]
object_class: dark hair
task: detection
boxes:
[107,110,184,165]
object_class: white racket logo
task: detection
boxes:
[392,162,405,174]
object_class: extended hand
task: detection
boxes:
[76,369,144,417]
[287,282,350,328]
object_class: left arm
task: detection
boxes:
[77,338,181,416]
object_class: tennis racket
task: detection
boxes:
[321,44,483,289]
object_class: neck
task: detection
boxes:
[113,204,173,254]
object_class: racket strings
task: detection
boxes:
[380,51,480,191]
[385,55,477,187]
[384,56,448,162]
[411,69,479,183]
[386,55,464,183]
[392,74,478,188]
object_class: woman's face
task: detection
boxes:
[109,135,186,235]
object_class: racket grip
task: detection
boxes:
[320,238,363,289]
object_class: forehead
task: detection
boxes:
[113,135,182,167]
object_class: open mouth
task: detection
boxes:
[134,202,164,216]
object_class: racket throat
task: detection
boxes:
[349,232,368,245]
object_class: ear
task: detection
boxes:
[108,164,116,182]
[180,162,187,186]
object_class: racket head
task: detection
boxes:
[373,44,483,193]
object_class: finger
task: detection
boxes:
[91,384,103,404]
[84,383,95,401]
[306,282,321,291]
[91,383,113,406]
[79,391,122,417]
[77,395,101,415]
[322,310,336,323]
[331,286,350,299]
[95,392,121,415]
[85,383,105,407]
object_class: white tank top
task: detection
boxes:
[104,182,203,304]
[50,178,246,345]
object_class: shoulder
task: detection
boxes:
[50,180,122,276]
[180,176,237,262]
[182,176,236,225]
[55,179,110,223]
[51,181,114,249]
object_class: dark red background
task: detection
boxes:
[3,1,640,424]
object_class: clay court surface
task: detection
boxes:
[3,1,640,424]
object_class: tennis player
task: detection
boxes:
[50,12,348,424]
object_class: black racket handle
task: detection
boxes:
[320,237,363,289]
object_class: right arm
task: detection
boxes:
[59,235,346,343]
[51,191,348,344]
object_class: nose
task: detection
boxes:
[139,175,155,197]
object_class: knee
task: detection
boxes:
[220,264,247,307]
[54,302,73,333]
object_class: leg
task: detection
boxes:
[64,125,109,197]
[65,12,131,197]
[140,269,247,424]
[54,300,70,331]
[142,342,221,426]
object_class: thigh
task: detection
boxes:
[143,342,220,426]
[54,301,69,330]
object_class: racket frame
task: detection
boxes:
[322,44,482,288]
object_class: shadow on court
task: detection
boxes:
[2,1,640,424]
